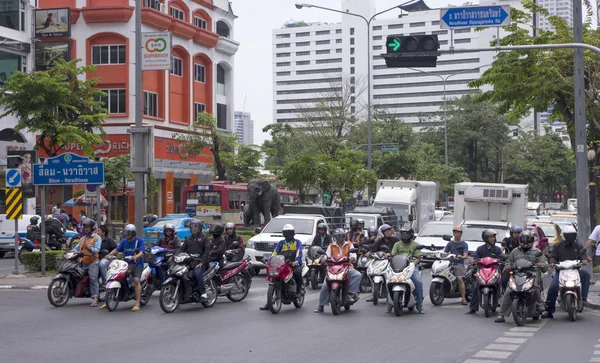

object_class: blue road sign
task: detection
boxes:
[86,184,98,193]
[33,153,105,186]
[6,169,21,187]
[440,5,510,29]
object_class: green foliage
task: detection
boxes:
[22,250,64,272]
[0,59,107,157]
[410,142,470,196]
[221,143,262,183]
[262,123,309,173]
[103,155,132,194]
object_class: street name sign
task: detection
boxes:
[33,153,105,185]
[440,5,510,29]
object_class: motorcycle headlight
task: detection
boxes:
[328,272,343,280]
[174,255,187,263]
[566,280,575,287]
[373,263,388,275]
[109,260,119,270]
[509,279,517,291]
[269,269,280,276]
[523,279,534,291]
[246,240,255,249]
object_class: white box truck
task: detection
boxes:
[373,180,437,232]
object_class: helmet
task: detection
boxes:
[519,231,535,249]
[282,224,295,240]
[163,223,175,233]
[452,225,462,233]
[124,224,136,238]
[317,223,327,233]
[380,224,392,234]
[225,222,236,234]
[30,216,39,225]
[562,225,577,245]
[510,225,522,234]
[357,218,365,227]
[399,224,414,242]
[151,215,158,222]
[349,219,359,230]
[81,218,96,234]
[367,226,377,235]
[333,228,346,243]
[189,220,202,234]
[482,229,497,243]
[210,223,224,236]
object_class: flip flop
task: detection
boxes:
[461,301,468,305]
[131,306,140,312]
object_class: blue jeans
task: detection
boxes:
[99,259,111,283]
[387,270,423,309]
[192,266,206,294]
[318,268,361,306]
[546,268,590,313]
[86,264,100,298]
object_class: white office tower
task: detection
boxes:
[536,0,573,31]
[273,0,530,129]
[234,111,255,145]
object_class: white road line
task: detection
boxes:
[464,359,502,363]
[494,337,528,344]
[509,327,540,332]
[440,305,467,309]
[31,286,48,290]
[595,344,600,348]
[590,358,600,362]
[0,286,14,289]
[484,344,520,351]
[504,332,535,337]
[594,351,600,355]
[247,292,319,302]
[473,350,512,360]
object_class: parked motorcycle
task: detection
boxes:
[326,251,359,315]
[305,246,326,289]
[367,247,390,305]
[47,251,105,307]
[556,260,584,321]
[18,237,38,264]
[104,253,153,312]
[509,259,542,326]
[429,251,474,306]
[265,255,304,314]
[159,253,219,313]
[475,256,504,317]
[387,245,424,316]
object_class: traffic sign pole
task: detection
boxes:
[41,185,46,275]
[6,188,23,275]
[13,218,18,275]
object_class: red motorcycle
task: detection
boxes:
[265,255,304,314]
[214,252,253,302]
[476,257,504,317]
[326,253,359,316]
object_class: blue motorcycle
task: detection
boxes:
[144,245,174,294]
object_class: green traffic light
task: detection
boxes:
[387,38,401,52]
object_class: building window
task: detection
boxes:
[350,38,354,45]
[373,45,382,50]
[350,48,355,55]
[373,25,382,31]
[454,38,471,44]
[316,49,330,55]
[194,17,207,29]
[216,21,230,38]
[144,0,162,11]
[170,6,184,20]
[296,60,310,65]
[350,28,355,35]
[336,49,342,53]
[350,57,355,64]
[373,35,382,41]
[316,30,330,35]
[276,43,290,48]
[316,58,343,64]
[316,40,330,45]
[194,102,206,119]
[296,41,310,47]
[350,67,355,74]
[296,51,310,56]
[336,39,342,43]
[409,22,425,27]
[143,91,158,117]
[433,30,448,35]
[389,24,403,29]
[194,64,205,82]
[276,62,291,67]
[96,89,126,114]
[276,52,291,57]
[217,103,227,129]
[432,20,440,26]
[336,29,342,34]
[439,40,448,45]
[455,28,471,33]
[410,32,426,35]
[276,33,290,39]
[296,32,310,37]
[171,57,183,76]
[276,71,291,76]
[91,45,126,65]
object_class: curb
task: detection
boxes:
[0,285,48,290]
[584,300,600,311]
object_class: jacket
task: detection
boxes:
[100,236,117,259]
[374,236,400,252]
[359,236,379,252]
[311,234,332,249]
[506,247,548,273]
[181,233,211,266]
[272,239,303,265]
[209,236,227,264]
[157,235,182,251]
[346,231,365,244]
[475,244,504,259]
[502,237,520,254]
[78,233,101,268]
[224,234,245,261]
[326,241,356,264]
[549,241,588,265]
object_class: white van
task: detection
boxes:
[0,214,39,257]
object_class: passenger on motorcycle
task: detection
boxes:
[224,222,245,262]
[98,224,117,284]
[312,223,332,249]
[102,224,146,311]
[156,223,181,251]
[72,218,102,307]
[502,225,522,254]
[346,219,366,244]
[208,223,227,267]
[26,216,41,242]
[180,220,211,301]
[360,225,379,254]
[466,229,505,314]
[45,216,66,250]
[357,218,365,236]
[495,231,548,323]
[542,226,591,319]
[374,224,400,252]
[390,224,424,314]
[314,228,361,313]
[260,224,305,311]
[444,225,470,305]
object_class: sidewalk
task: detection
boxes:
[584,274,600,310]
[0,273,52,290]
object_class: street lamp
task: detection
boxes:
[296,1,415,170]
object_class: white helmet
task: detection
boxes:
[283,224,294,231]
[282,224,295,240]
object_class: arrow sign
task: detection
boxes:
[440,5,510,29]
[387,38,401,52]
[6,169,21,188]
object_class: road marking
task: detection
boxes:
[509,327,540,332]
[484,344,520,351]
[473,350,512,360]
[31,286,48,290]
[494,337,528,344]
[464,360,502,363]
[595,344,600,348]
[594,351,600,355]
[591,358,600,362]
[0,286,14,289]
[441,304,467,309]
[504,332,535,337]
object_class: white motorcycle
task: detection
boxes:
[557,260,584,321]
[386,246,424,316]
[367,249,390,305]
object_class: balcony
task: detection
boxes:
[215,37,239,56]
[81,6,134,23]
[193,28,219,48]
[141,7,172,30]
[169,19,196,40]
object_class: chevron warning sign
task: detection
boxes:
[6,188,23,220]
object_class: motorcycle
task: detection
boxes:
[556,260,584,321]
[355,247,372,293]
[143,245,175,293]
[386,245,425,316]
[213,245,253,302]
[509,259,542,326]
[475,256,504,318]
[367,247,390,305]
[18,237,39,264]
[103,253,153,312]
[159,253,219,313]
[47,251,105,307]
[325,251,359,315]
[305,246,326,289]
[429,251,474,306]
[265,255,305,314]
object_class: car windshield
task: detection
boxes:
[262,218,314,235]
[551,216,577,224]
[419,223,451,238]
[373,202,409,220]
[461,224,509,241]
[346,216,376,228]
[148,219,177,229]
[537,224,556,237]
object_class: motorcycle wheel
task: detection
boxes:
[227,275,250,302]
[429,281,444,306]
[201,280,218,308]
[372,282,379,305]
[253,267,261,276]
[140,280,154,307]
[393,291,403,317]
[330,289,341,316]
[267,284,282,314]
[105,288,120,312]
[293,290,304,308]
[511,299,526,326]
[310,269,319,290]
[360,273,371,293]
[566,294,577,322]
[483,294,491,318]
[47,278,70,307]
[159,284,179,313]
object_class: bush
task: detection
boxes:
[22,251,65,272]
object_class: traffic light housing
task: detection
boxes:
[383,35,440,68]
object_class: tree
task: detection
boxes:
[261,122,310,173]
[221,143,262,183]
[278,153,322,203]
[103,155,132,194]
[0,59,107,157]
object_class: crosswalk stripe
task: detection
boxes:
[473,350,512,360]
[464,359,502,363]
[590,358,600,362]
[495,337,528,344]
[484,343,520,351]
[509,327,540,332]
[504,332,535,337]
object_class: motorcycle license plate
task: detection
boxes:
[263,253,271,260]
[444,270,456,282]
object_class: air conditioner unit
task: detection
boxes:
[464,187,513,203]
[159,3,167,13]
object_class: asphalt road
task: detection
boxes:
[2,272,600,363]
[0,254,19,276]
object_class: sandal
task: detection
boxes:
[131,305,140,312]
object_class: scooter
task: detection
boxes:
[143,245,173,293]
[47,251,105,307]
[265,254,304,314]
[476,257,504,317]
[213,245,253,302]
[509,259,542,326]
[367,247,390,305]
[429,251,475,306]
[326,253,359,316]
[386,245,424,316]
[305,246,326,289]
[104,253,153,312]
[355,247,372,293]
[556,260,584,321]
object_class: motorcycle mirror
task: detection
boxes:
[540,237,548,243]
[408,214,414,222]
[349,248,358,253]
[442,234,452,241]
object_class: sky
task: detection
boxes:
[232,0,466,146]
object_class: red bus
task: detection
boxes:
[182,182,297,226]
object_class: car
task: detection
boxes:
[435,210,453,221]
[245,214,330,274]
[415,221,453,265]
[529,222,563,246]
[459,220,512,252]
[550,213,578,229]
[143,214,206,243]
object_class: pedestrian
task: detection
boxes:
[585,224,600,266]
[59,208,69,228]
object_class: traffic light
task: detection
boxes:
[383,35,440,68]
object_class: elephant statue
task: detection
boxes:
[246,179,280,227]
[243,203,254,227]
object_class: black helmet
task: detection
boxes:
[81,218,96,232]
[189,220,203,234]
[225,222,236,234]
[317,223,327,233]
[519,231,535,250]
[399,224,414,242]
[357,218,365,228]
[482,229,497,243]
[333,228,345,243]
[30,216,39,225]
[210,223,224,237]
[349,219,359,231]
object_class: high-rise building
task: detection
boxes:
[234,111,254,145]
[536,0,573,31]
[272,0,530,130]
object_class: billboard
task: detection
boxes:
[7,150,37,199]
[35,41,71,71]
[142,32,172,70]
[35,8,71,39]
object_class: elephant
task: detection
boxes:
[243,203,254,227]
[247,179,281,227]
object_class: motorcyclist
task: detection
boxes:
[259,224,304,311]
[97,224,117,284]
[180,220,210,301]
[346,219,365,244]
[208,223,227,267]
[45,216,66,249]
[444,225,469,305]
[357,218,365,237]
[224,222,245,262]
[495,231,548,323]
[502,225,522,254]
[156,223,181,251]
[314,228,361,313]
[74,219,102,307]
[466,229,505,315]
[542,226,591,319]
[390,224,424,314]
[103,224,145,311]
[359,225,379,254]
[374,224,400,253]
[311,223,332,249]
[26,216,41,242]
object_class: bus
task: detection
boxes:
[182,182,297,226]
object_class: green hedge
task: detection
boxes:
[22,251,65,273]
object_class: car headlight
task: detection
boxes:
[523,279,534,290]
[509,279,517,290]
[246,240,255,249]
